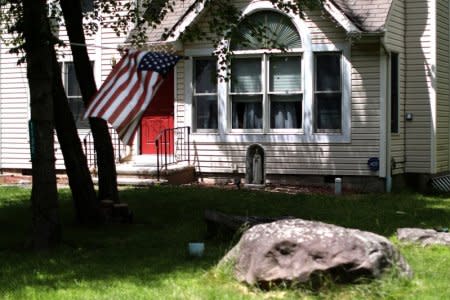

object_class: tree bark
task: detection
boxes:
[60,0,119,202]
[51,46,100,223]
[23,0,61,248]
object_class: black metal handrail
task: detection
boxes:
[155,126,191,181]
[82,127,126,169]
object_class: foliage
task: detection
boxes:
[0,185,449,299]
[177,0,323,80]
[0,0,326,90]
[1,0,323,64]
[1,0,194,53]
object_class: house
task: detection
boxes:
[0,0,449,192]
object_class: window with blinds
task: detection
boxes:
[230,58,263,129]
[269,56,302,129]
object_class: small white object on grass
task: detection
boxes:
[335,177,342,195]
[188,242,205,257]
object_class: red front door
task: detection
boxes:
[140,71,174,154]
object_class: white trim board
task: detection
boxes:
[167,0,362,43]
[430,0,437,174]
[322,1,362,34]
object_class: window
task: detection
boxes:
[230,11,302,50]
[314,53,342,132]
[231,57,263,129]
[193,58,218,130]
[391,53,399,133]
[60,62,90,129]
[230,55,302,130]
[229,11,303,131]
[187,8,351,143]
[269,56,302,129]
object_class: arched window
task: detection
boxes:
[188,6,349,140]
[230,11,302,51]
[230,11,303,131]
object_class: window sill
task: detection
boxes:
[190,131,350,144]
[193,129,219,134]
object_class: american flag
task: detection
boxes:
[84,50,181,145]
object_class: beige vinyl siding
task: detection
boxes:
[351,42,381,150]
[305,11,347,44]
[191,144,379,176]
[99,25,125,83]
[0,41,31,169]
[385,0,406,175]
[145,0,198,42]
[179,3,381,177]
[435,0,449,172]
[0,21,126,170]
[405,0,433,173]
[54,26,96,169]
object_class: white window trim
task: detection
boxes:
[183,4,352,144]
[228,53,304,133]
[59,60,96,133]
[184,48,219,133]
[192,56,219,132]
[313,51,344,134]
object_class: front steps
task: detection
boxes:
[110,160,195,186]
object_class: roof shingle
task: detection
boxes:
[142,0,394,43]
[331,0,393,32]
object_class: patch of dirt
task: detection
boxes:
[193,182,355,195]
[0,174,69,186]
[263,184,334,195]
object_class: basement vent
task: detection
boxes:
[430,175,450,192]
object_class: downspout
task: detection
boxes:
[386,50,393,193]
[380,39,392,192]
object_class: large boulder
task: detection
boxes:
[221,219,412,286]
[397,228,450,246]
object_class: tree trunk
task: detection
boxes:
[51,46,100,223]
[60,0,119,202]
[23,0,61,248]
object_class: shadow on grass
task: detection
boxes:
[0,185,449,293]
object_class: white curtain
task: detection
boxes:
[272,102,297,128]
[243,102,263,128]
[232,101,262,129]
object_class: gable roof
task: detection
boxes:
[144,0,198,43]
[330,0,393,32]
[143,0,393,44]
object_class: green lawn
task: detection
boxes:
[0,185,449,299]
